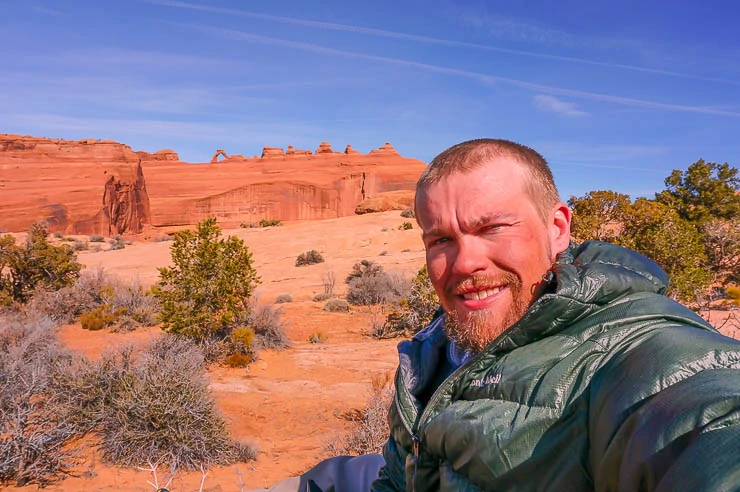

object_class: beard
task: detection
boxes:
[444,272,529,353]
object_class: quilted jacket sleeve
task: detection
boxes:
[589,326,740,491]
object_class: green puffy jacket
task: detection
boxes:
[372,241,740,491]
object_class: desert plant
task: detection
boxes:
[295,249,325,266]
[322,271,336,296]
[400,208,415,219]
[89,235,105,242]
[79,306,117,331]
[0,222,82,305]
[308,331,328,344]
[376,265,440,338]
[0,312,84,487]
[398,222,413,230]
[73,239,89,251]
[324,298,350,312]
[327,374,394,456]
[259,219,282,227]
[728,285,740,306]
[312,292,332,302]
[275,294,293,303]
[244,301,290,350]
[108,237,126,250]
[77,335,254,470]
[346,263,408,306]
[154,217,261,341]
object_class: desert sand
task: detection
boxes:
[16,210,426,491]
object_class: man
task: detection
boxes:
[256,138,740,491]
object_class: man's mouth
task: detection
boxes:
[460,287,503,301]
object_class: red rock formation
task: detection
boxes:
[0,134,151,234]
[286,145,312,156]
[354,190,415,214]
[344,144,360,154]
[369,142,399,155]
[316,142,334,154]
[0,134,426,233]
[261,146,285,158]
[137,149,179,161]
[211,149,229,162]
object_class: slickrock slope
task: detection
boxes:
[0,134,151,235]
[141,141,425,229]
[0,135,426,233]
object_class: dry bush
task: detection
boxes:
[275,294,293,304]
[245,300,291,350]
[346,271,409,306]
[327,373,394,456]
[324,298,350,312]
[374,265,441,339]
[0,312,85,487]
[295,250,325,267]
[400,208,415,219]
[78,334,255,470]
[322,271,336,296]
[27,268,159,329]
[312,292,332,302]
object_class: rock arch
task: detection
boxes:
[211,149,229,163]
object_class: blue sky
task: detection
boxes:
[3,0,740,201]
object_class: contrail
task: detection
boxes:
[145,0,740,86]
[185,23,740,118]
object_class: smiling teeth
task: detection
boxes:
[462,287,501,300]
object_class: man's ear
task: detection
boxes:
[549,202,571,256]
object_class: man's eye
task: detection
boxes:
[431,237,450,246]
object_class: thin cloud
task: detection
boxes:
[533,95,588,117]
[184,23,740,119]
[144,0,740,86]
[31,5,62,16]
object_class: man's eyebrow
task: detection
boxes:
[464,213,514,229]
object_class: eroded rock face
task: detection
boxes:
[142,141,426,228]
[137,149,180,161]
[0,134,151,235]
[261,146,285,158]
[0,134,425,233]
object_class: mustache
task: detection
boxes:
[446,273,520,297]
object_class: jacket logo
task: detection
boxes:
[470,373,501,387]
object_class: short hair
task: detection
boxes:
[416,138,560,221]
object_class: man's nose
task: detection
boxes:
[451,237,488,277]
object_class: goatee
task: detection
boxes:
[445,273,528,353]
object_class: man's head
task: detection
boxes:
[415,139,571,352]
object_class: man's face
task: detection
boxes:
[416,157,570,352]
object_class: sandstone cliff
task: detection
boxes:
[0,135,426,233]
[0,134,151,235]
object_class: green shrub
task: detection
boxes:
[398,222,413,230]
[295,250,325,266]
[275,294,293,303]
[0,222,81,305]
[230,326,255,354]
[154,217,261,341]
[324,298,350,312]
[376,265,440,339]
[259,219,282,227]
